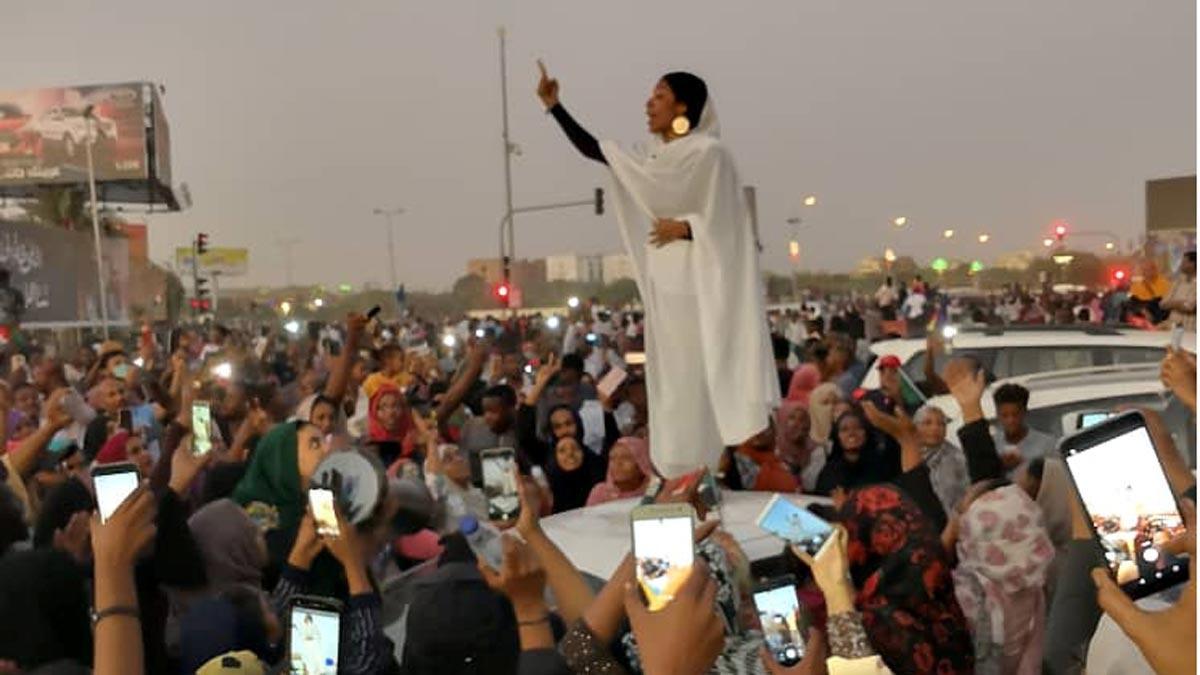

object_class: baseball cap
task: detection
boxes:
[876,355,902,370]
[196,651,266,675]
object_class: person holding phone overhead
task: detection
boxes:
[538,61,778,476]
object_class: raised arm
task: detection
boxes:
[538,60,607,165]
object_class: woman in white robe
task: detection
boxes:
[537,63,779,476]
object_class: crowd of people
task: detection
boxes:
[0,262,1193,674]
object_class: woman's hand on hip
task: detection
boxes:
[650,218,691,248]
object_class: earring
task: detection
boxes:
[671,115,691,136]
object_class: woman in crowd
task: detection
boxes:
[422,442,489,531]
[775,400,816,485]
[723,420,799,492]
[786,363,822,405]
[545,435,605,513]
[365,382,418,465]
[914,404,969,517]
[94,430,154,477]
[949,482,1054,675]
[586,436,657,506]
[814,409,899,495]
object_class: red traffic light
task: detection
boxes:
[1112,268,1128,283]
[497,284,510,297]
[1053,221,1068,241]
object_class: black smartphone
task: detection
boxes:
[1061,410,1190,599]
[366,305,382,321]
[754,575,808,667]
[288,595,343,675]
[118,408,134,433]
[91,461,140,523]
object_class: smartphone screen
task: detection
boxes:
[309,488,339,538]
[191,402,212,456]
[94,467,139,523]
[480,448,520,521]
[596,366,628,400]
[632,508,694,612]
[754,580,806,666]
[1063,414,1189,597]
[118,408,133,433]
[756,495,834,556]
[289,603,340,675]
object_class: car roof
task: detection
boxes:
[868,326,1178,360]
[926,363,1166,429]
[539,491,832,578]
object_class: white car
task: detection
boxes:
[923,363,1196,467]
[858,325,1192,392]
[26,106,118,158]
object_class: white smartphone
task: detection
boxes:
[624,352,647,366]
[288,596,342,675]
[191,402,213,456]
[596,366,628,400]
[1061,411,1189,599]
[756,494,835,557]
[309,488,339,538]
[480,447,520,521]
[92,462,140,523]
[631,503,694,612]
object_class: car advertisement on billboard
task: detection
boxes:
[0,82,149,186]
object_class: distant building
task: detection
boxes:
[546,254,603,283]
[602,253,636,283]
[466,257,545,285]
[994,251,1036,271]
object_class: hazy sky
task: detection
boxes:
[6,1,1195,291]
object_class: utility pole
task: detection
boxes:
[82,105,110,338]
[372,207,405,290]
[277,238,299,288]
[499,26,516,302]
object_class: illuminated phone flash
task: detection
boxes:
[211,362,233,380]
[942,325,958,340]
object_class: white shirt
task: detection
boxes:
[901,292,927,319]
[875,285,898,308]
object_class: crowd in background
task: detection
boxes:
[0,252,1192,674]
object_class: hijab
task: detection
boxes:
[231,422,303,536]
[838,485,975,674]
[545,437,605,513]
[786,364,821,405]
[775,400,813,476]
[807,382,841,445]
[367,383,414,453]
[586,437,656,506]
[953,485,1053,675]
[188,498,267,592]
[661,71,708,130]
[814,410,897,496]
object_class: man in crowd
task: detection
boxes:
[991,382,1057,470]
[0,268,24,351]
[1161,250,1197,332]
[874,276,898,320]
[1131,258,1172,323]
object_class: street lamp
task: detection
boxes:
[942,229,955,239]
[81,105,110,338]
[977,233,990,244]
[803,195,817,207]
[567,296,581,309]
[1105,241,1116,251]
[372,207,405,291]
[884,248,897,263]
[1042,238,1054,248]
[893,216,907,227]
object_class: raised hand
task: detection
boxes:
[91,486,157,573]
[650,218,691,248]
[169,435,215,497]
[1161,347,1197,412]
[622,560,725,675]
[536,59,560,109]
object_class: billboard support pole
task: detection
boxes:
[83,107,110,339]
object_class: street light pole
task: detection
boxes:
[498,27,516,294]
[82,106,110,338]
[786,217,802,302]
[277,237,299,288]
[372,207,405,290]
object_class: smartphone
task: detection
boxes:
[309,487,340,538]
[288,596,342,675]
[756,494,835,557]
[480,448,520,521]
[191,402,213,456]
[638,475,665,506]
[118,408,134,433]
[1061,410,1189,598]
[625,351,647,366]
[1076,411,1115,430]
[92,462,140,523]
[1171,323,1185,351]
[366,305,382,321]
[631,503,695,612]
[596,366,628,400]
[754,575,808,667]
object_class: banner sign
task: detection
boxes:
[175,247,249,276]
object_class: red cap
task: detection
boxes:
[877,355,902,370]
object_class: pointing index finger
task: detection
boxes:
[537,59,548,79]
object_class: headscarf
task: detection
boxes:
[953,485,1053,675]
[188,499,267,592]
[367,383,414,451]
[95,430,131,464]
[814,410,897,496]
[545,438,605,514]
[231,422,303,536]
[807,382,841,445]
[775,400,814,476]
[786,364,821,405]
[838,486,975,674]
[585,437,656,506]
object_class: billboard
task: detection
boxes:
[1146,176,1196,233]
[0,83,151,186]
[175,247,249,276]
[0,220,131,327]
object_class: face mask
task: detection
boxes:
[112,363,130,380]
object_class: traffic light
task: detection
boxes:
[1053,221,1068,242]
[189,298,211,312]
[788,240,800,260]
[594,188,605,216]
[196,276,210,302]
[196,232,209,256]
[493,282,511,307]
[1111,268,1129,285]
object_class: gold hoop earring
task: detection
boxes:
[671,115,691,136]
